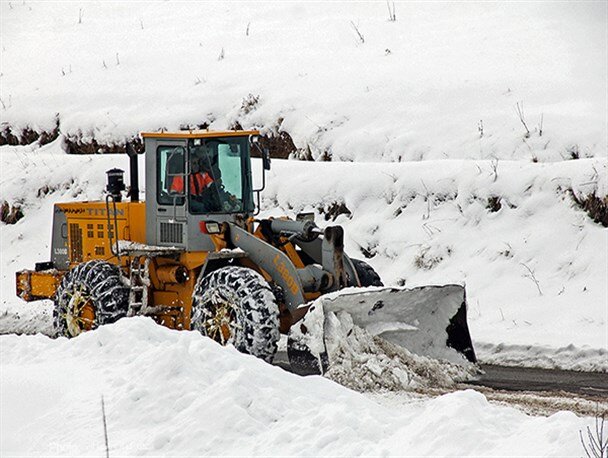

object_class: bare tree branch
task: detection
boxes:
[520,262,542,296]
[101,396,110,458]
[350,21,365,43]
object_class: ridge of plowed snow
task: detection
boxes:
[0,318,597,456]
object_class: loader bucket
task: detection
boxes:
[287,284,476,376]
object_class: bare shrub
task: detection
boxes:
[567,144,581,160]
[490,157,499,182]
[520,262,542,296]
[486,196,502,213]
[386,1,396,21]
[580,413,608,458]
[297,145,315,161]
[0,117,59,146]
[318,201,352,221]
[1,201,24,224]
[414,246,451,270]
[64,135,143,155]
[361,244,378,259]
[259,131,297,159]
[515,102,531,138]
[570,191,608,227]
[101,396,110,458]
[350,21,365,43]
[240,93,259,115]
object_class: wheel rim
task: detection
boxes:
[62,284,96,337]
[202,291,241,345]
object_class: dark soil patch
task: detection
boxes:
[255,131,298,160]
[318,201,352,221]
[0,116,60,146]
[230,121,297,159]
[1,201,24,224]
[486,196,502,213]
[2,117,299,159]
[64,135,143,155]
[571,191,608,227]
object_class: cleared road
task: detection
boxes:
[274,351,607,399]
[467,364,608,399]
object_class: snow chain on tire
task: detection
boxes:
[53,260,130,337]
[191,266,280,363]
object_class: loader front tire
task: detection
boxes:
[191,266,280,363]
[53,260,130,337]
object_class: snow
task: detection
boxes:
[1,143,606,372]
[1,2,606,162]
[0,318,598,456]
[1,2,607,455]
[264,158,608,372]
[293,284,477,370]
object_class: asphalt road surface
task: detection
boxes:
[274,351,608,399]
[467,364,608,399]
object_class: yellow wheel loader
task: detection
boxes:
[16,130,475,374]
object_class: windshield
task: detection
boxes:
[187,137,254,214]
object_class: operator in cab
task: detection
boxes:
[170,157,213,196]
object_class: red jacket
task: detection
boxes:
[170,172,213,195]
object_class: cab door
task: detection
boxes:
[145,139,188,247]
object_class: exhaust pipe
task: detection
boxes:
[126,143,139,203]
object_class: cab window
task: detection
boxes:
[217,143,243,201]
[188,137,252,214]
[157,145,186,205]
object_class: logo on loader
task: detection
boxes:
[273,254,299,295]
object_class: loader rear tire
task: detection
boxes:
[351,258,383,287]
[191,266,280,363]
[53,260,129,337]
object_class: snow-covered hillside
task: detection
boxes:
[1,1,606,161]
[1,141,606,371]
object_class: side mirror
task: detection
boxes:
[262,148,271,170]
[249,135,271,170]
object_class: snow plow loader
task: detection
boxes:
[16,130,476,373]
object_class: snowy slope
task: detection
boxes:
[1,1,606,161]
[1,141,606,371]
[0,317,598,457]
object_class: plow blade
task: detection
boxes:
[287,284,476,376]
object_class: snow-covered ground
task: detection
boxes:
[0,317,600,456]
[1,1,607,456]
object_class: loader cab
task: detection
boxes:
[142,130,261,251]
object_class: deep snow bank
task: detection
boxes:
[1,1,606,161]
[1,141,606,371]
[0,318,597,457]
